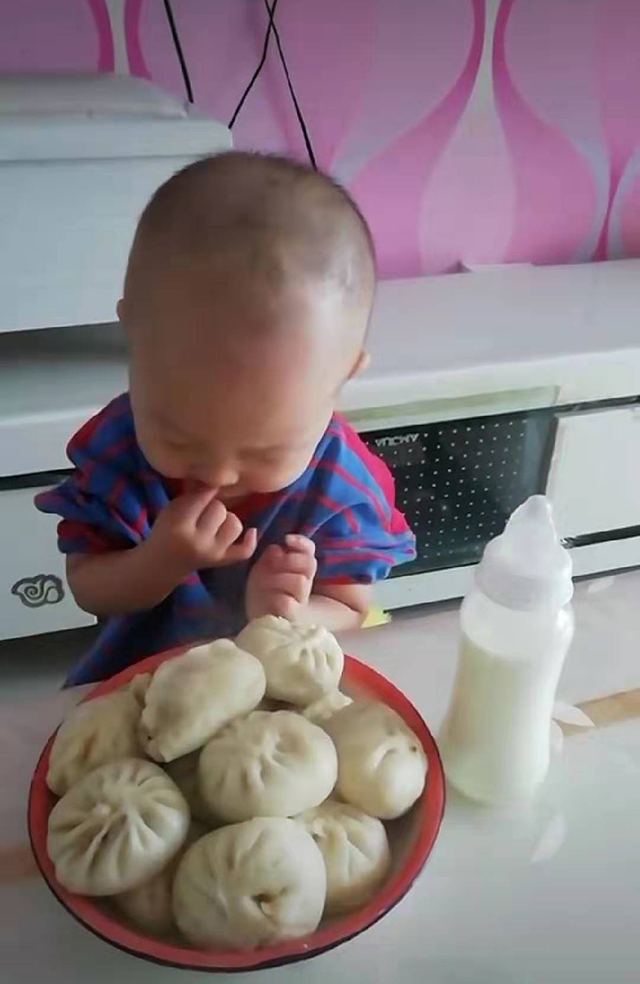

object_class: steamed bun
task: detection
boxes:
[296,800,390,914]
[173,818,326,949]
[46,686,144,796]
[140,640,266,762]
[164,751,213,825]
[325,701,427,819]
[114,861,176,936]
[199,710,337,822]
[114,823,206,935]
[236,617,343,705]
[47,758,190,895]
[302,690,352,726]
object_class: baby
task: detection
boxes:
[36,152,415,685]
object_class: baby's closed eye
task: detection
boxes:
[243,447,293,466]
[164,437,191,452]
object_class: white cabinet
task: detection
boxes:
[0,74,231,333]
[0,486,95,639]
[547,406,640,539]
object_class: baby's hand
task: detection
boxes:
[246,534,317,622]
[148,487,257,576]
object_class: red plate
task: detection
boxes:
[28,649,445,972]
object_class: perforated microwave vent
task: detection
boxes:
[361,410,555,577]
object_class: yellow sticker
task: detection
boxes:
[361,607,391,629]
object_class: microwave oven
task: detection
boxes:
[345,261,640,609]
[358,396,640,610]
[2,260,640,639]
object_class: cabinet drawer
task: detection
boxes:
[547,406,640,539]
[0,486,95,640]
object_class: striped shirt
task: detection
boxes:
[36,394,415,684]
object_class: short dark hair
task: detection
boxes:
[125,151,376,305]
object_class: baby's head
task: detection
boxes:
[120,151,375,499]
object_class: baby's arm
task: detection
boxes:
[67,542,183,615]
[301,583,371,631]
[68,487,256,616]
[246,535,370,631]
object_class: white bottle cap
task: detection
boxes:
[476,495,573,611]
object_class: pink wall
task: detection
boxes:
[2,0,640,279]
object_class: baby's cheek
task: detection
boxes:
[245,472,291,494]
[248,458,310,493]
[140,442,186,480]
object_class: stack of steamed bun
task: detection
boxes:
[45,616,427,951]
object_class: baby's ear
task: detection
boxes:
[348,350,370,379]
[117,298,133,341]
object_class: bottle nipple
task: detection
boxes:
[476,496,573,610]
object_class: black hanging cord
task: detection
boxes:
[228,0,279,129]
[163,0,194,104]
[262,0,317,170]
[229,0,317,171]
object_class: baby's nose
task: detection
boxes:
[191,462,239,489]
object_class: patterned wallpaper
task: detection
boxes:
[2,0,640,279]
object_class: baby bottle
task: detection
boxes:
[439,495,574,805]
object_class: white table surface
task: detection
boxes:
[2,571,639,984]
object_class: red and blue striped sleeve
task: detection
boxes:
[34,394,157,555]
[304,416,416,585]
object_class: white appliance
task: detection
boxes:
[0,74,231,639]
[349,260,640,609]
[0,73,231,333]
[1,78,639,638]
